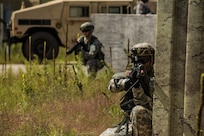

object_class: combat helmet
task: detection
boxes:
[80,22,94,32]
[131,42,155,64]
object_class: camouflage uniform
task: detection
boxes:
[100,43,154,136]
[78,35,104,75]
[130,86,153,136]
[67,22,104,77]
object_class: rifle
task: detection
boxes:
[67,42,83,55]
[120,59,150,108]
[115,56,148,134]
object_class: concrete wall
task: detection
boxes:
[154,0,204,135]
[91,14,156,72]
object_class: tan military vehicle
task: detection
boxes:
[8,0,156,61]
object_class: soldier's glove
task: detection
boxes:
[123,78,132,91]
[128,68,138,82]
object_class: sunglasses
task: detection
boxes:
[138,58,150,64]
[82,29,90,33]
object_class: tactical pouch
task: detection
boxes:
[120,99,135,112]
[96,51,105,61]
[120,89,135,113]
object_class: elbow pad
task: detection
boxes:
[108,78,130,93]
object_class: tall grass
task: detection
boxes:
[0,43,25,64]
[0,45,125,135]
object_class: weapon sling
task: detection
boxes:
[115,79,140,134]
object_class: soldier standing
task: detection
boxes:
[66,22,105,78]
[100,42,155,136]
[134,0,151,14]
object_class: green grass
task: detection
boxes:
[0,43,125,135]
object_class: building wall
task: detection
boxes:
[154,0,204,135]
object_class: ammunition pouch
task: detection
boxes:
[120,91,135,113]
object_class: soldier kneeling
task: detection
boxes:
[100,42,155,136]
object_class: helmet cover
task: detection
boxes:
[131,42,154,57]
[80,22,94,32]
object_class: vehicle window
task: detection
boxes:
[109,6,120,14]
[123,5,131,14]
[69,6,89,17]
[100,5,131,14]
[18,19,51,25]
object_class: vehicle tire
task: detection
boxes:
[22,31,59,62]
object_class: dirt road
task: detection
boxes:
[0,64,26,74]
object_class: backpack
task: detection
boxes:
[96,49,105,61]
